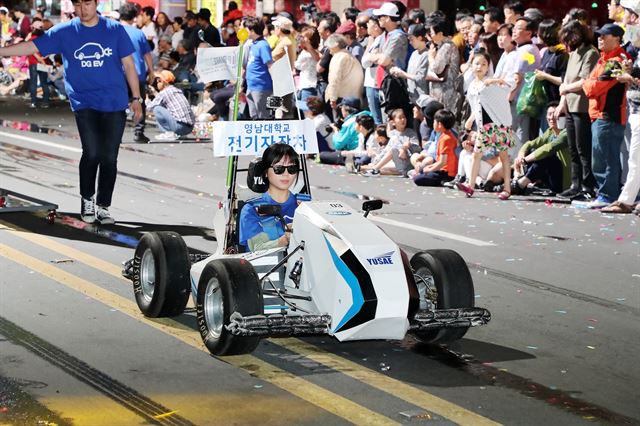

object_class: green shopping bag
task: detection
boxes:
[516,72,548,118]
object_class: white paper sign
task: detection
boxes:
[269,50,295,97]
[212,119,319,157]
[196,46,239,83]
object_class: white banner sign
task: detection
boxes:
[212,120,319,157]
[196,46,239,83]
[269,50,295,97]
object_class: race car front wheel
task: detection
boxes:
[409,249,475,344]
[196,258,263,356]
[132,232,191,317]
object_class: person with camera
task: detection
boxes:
[146,70,195,141]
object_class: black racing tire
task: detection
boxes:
[132,232,191,318]
[196,258,263,356]
[409,249,475,344]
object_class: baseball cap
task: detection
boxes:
[0,6,9,14]
[107,10,120,20]
[273,16,293,32]
[621,0,640,16]
[156,70,176,84]
[338,96,361,110]
[197,8,211,21]
[336,21,357,36]
[373,2,399,18]
[595,23,625,38]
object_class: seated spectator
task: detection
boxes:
[174,40,196,81]
[319,97,371,163]
[412,109,458,186]
[305,96,334,152]
[47,54,66,98]
[146,70,195,141]
[348,115,378,171]
[322,114,375,169]
[361,108,420,176]
[449,131,503,190]
[511,102,571,195]
[0,61,27,96]
[358,124,390,169]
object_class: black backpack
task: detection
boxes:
[379,73,409,113]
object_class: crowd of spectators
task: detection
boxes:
[0,0,638,214]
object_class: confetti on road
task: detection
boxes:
[527,346,538,350]
[555,310,567,314]
[587,346,596,350]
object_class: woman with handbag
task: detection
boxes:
[426,16,461,117]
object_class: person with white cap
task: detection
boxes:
[369,2,408,91]
[272,15,295,70]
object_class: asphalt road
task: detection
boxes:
[1,97,639,426]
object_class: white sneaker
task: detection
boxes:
[81,197,95,223]
[95,206,115,225]
[154,131,178,141]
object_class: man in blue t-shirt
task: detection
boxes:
[244,17,273,119]
[119,2,153,143]
[0,0,143,225]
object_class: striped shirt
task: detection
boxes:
[147,85,195,126]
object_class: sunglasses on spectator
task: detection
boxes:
[271,165,299,175]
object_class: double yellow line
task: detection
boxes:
[0,222,498,426]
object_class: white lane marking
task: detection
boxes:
[370,215,495,247]
[0,131,82,153]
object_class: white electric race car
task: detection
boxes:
[122,137,491,356]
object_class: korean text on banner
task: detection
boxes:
[196,46,239,83]
[212,120,319,157]
[269,50,295,97]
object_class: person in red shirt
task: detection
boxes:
[582,23,631,208]
[413,109,459,186]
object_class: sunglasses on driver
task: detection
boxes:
[271,164,300,175]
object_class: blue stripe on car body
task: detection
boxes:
[323,235,364,332]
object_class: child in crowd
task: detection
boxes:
[346,114,377,173]
[358,124,389,168]
[361,108,420,176]
[412,109,459,186]
[450,130,503,189]
[459,50,514,200]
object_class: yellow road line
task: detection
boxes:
[0,243,398,426]
[1,222,500,425]
[277,338,499,426]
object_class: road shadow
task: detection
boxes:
[0,211,214,254]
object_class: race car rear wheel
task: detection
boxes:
[196,258,263,356]
[409,249,475,344]
[132,232,191,317]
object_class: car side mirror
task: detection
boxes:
[362,199,383,218]
[257,204,282,217]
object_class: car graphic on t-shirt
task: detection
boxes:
[73,42,113,61]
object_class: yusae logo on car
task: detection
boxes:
[366,251,395,266]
